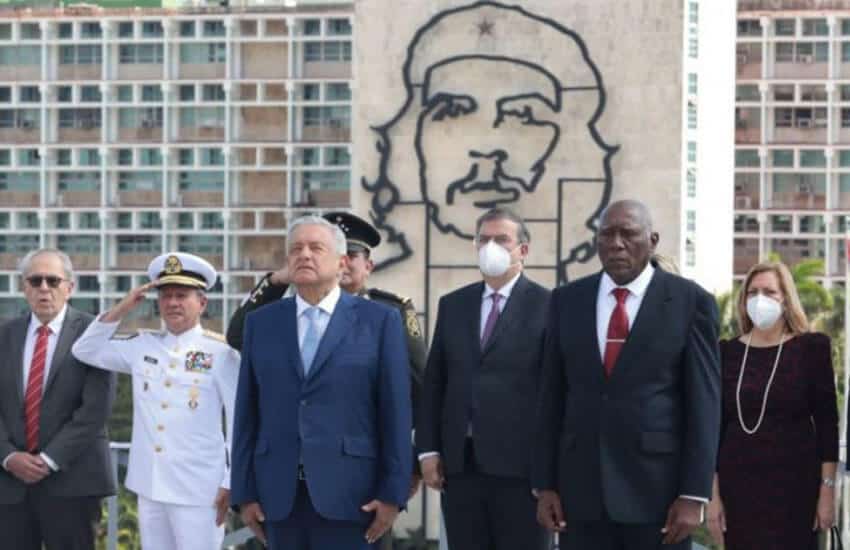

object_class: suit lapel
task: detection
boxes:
[9,315,29,405]
[306,292,356,381]
[482,275,528,357]
[582,273,605,371]
[610,269,670,380]
[278,299,304,380]
[42,308,80,397]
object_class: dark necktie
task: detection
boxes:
[24,325,50,452]
[480,293,501,347]
[603,288,630,378]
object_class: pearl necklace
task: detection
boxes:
[735,330,785,435]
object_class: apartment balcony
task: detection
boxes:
[114,191,162,207]
[60,191,101,207]
[67,253,100,270]
[0,191,39,207]
[232,236,286,271]
[301,188,349,208]
[116,64,162,80]
[179,63,225,80]
[236,107,287,141]
[735,127,760,144]
[835,192,850,209]
[302,61,351,79]
[0,66,40,81]
[57,65,101,80]
[773,127,827,144]
[736,44,762,79]
[117,127,163,143]
[300,125,350,142]
[0,127,40,144]
[176,126,225,142]
[240,44,288,78]
[234,172,287,206]
[767,191,825,209]
[57,127,101,143]
[230,210,287,231]
[774,61,828,80]
[767,238,825,266]
[177,191,224,207]
[113,254,152,270]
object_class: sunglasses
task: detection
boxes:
[26,275,67,288]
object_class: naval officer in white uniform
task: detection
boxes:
[72,252,240,550]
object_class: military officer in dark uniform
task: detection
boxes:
[226,212,426,543]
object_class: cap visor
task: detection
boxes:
[153,275,208,289]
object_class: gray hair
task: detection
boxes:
[287,215,347,255]
[599,199,654,232]
[475,207,531,244]
[18,248,74,279]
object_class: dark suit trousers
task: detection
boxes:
[0,486,101,550]
[565,514,690,550]
[443,439,545,550]
[266,480,377,550]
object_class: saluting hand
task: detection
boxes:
[361,500,399,544]
[101,282,156,323]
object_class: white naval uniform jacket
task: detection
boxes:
[71,318,240,506]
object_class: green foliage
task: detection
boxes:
[108,374,133,442]
[96,482,140,550]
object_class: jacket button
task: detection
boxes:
[157,425,164,431]
[161,403,168,409]
[300,400,307,406]
[155,445,162,453]
[164,380,172,388]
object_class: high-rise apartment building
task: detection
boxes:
[735,0,850,285]
[0,1,353,330]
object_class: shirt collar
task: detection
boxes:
[483,272,522,300]
[296,285,341,318]
[164,322,203,347]
[600,263,655,299]
[29,304,68,337]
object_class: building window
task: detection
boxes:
[326,146,350,166]
[79,212,100,229]
[179,43,225,64]
[303,41,352,62]
[17,212,38,229]
[200,212,224,229]
[0,24,11,40]
[688,37,698,59]
[56,149,72,166]
[771,149,794,167]
[326,83,351,101]
[116,85,132,102]
[302,84,320,100]
[58,172,99,192]
[180,21,195,37]
[58,23,72,39]
[0,213,8,229]
[842,108,850,128]
[687,73,697,95]
[687,101,697,129]
[117,149,133,166]
[735,149,760,167]
[686,210,696,233]
[80,22,101,39]
[178,149,194,166]
[80,85,101,102]
[775,19,795,36]
[685,239,695,267]
[178,213,194,229]
[0,150,9,166]
[203,21,226,37]
[117,172,161,192]
[688,2,698,25]
[141,85,162,102]
[118,22,134,38]
[686,168,696,198]
[328,19,352,36]
[58,108,100,130]
[117,236,161,254]
[141,21,163,38]
[20,24,40,40]
[799,215,825,233]
[19,86,40,103]
[0,173,38,191]
[58,236,99,255]
[0,235,39,254]
[77,275,100,292]
[303,19,321,36]
[802,18,828,36]
[0,46,40,66]
[800,149,826,167]
[840,150,850,167]
[769,215,793,233]
[59,45,101,65]
[200,148,224,166]
[737,19,762,37]
[179,85,195,102]
[139,212,161,229]
[687,141,697,163]
[118,107,163,129]
[139,148,162,166]
[202,84,225,102]
[79,149,100,166]
[178,171,224,191]
[119,44,164,64]
[19,148,39,166]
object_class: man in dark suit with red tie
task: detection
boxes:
[533,200,721,550]
[418,207,550,549]
[0,249,115,550]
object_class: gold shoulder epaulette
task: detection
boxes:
[110,331,139,340]
[202,329,226,343]
[368,287,412,306]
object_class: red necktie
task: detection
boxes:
[24,325,50,452]
[603,288,630,378]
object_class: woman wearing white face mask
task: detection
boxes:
[706,262,838,550]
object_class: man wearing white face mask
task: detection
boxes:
[417,207,550,549]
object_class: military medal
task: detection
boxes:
[143,381,149,392]
[188,386,200,409]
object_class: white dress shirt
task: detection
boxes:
[596,264,655,360]
[595,263,707,509]
[1,305,68,471]
[420,272,522,462]
[295,285,341,348]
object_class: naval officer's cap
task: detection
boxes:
[323,211,381,254]
[147,252,217,291]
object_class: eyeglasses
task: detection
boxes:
[25,275,66,288]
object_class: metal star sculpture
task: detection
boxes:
[476,18,494,36]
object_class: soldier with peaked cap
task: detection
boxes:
[226,212,427,514]
[71,252,240,550]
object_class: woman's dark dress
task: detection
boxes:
[717,332,838,550]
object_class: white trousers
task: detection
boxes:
[137,495,224,550]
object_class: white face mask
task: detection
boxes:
[478,241,514,278]
[746,294,783,331]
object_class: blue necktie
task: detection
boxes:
[300,307,321,375]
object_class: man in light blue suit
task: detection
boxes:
[231,215,412,550]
